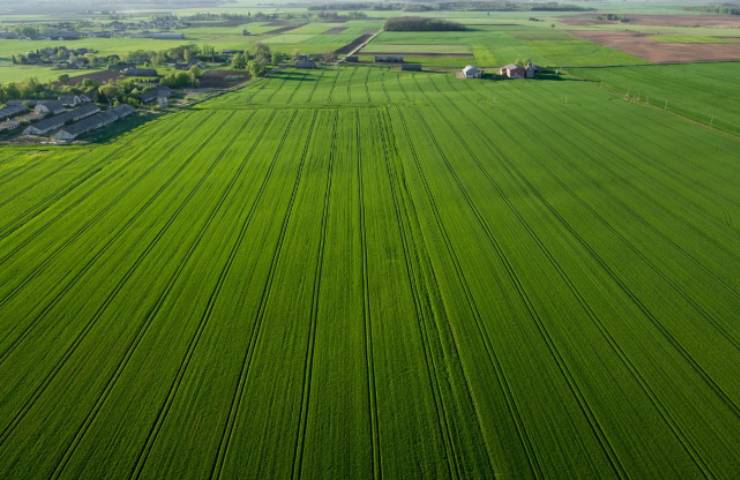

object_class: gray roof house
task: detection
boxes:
[462,65,482,79]
[0,104,29,121]
[139,87,172,104]
[24,104,100,136]
[34,100,66,115]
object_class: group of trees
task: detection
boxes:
[230,43,281,78]
[384,16,468,31]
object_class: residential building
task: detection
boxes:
[462,65,482,79]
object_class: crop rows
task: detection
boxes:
[0,67,738,479]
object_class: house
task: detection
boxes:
[23,104,100,136]
[293,54,317,69]
[122,67,158,77]
[53,110,118,142]
[499,64,526,79]
[401,63,422,71]
[375,55,404,63]
[462,65,482,79]
[138,87,172,104]
[34,100,66,115]
[0,104,29,122]
[59,94,91,107]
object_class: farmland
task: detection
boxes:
[0,66,738,479]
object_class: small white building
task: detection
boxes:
[462,65,482,79]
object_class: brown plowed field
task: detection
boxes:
[571,30,740,63]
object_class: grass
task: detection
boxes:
[0,65,738,479]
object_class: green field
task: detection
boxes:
[0,66,738,478]
[365,26,645,67]
[570,62,740,134]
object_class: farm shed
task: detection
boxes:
[462,65,482,79]
[345,55,359,63]
[112,104,136,119]
[0,104,28,121]
[34,100,65,116]
[401,63,422,71]
[23,104,100,136]
[295,59,317,69]
[375,55,404,63]
[499,64,526,79]
[53,110,119,142]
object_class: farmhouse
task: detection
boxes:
[138,87,172,104]
[34,100,65,116]
[401,63,422,71]
[0,104,29,122]
[23,104,100,136]
[462,65,482,79]
[499,64,526,79]
[375,55,404,63]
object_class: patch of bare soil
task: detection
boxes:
[324,26,347,34]
[69,70,123,85]
[571,30,740,63]
[335,33,373,54]
[198,70,249,88]
[562,14,740,28]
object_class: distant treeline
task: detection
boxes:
[385,16,467,31]
[307,2,593,12]
[685,3,740,15]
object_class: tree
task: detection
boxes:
[271,52,288,66]
[231,52,247,70]
[248,59,267,78]
[58,74,70,85]
[254,43,271,65]
[99,82,122,105]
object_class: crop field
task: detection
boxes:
[0,66,739,479]
[366,26,645,67]
[570,62,740,135]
